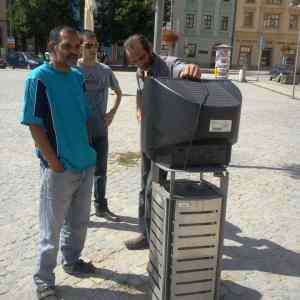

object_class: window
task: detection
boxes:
[203,15,213,29]
[185,14,195,28]
[198,50,209,54]
[289,15,298,30]
[265,0,281,4]
[239,45,251,66]
[264,14,280,29]
[221,16,229,31]
[244,11,254,27]
[185,44,197,57]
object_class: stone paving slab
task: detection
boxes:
[0,69,299,300]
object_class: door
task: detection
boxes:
[261,48,272,68]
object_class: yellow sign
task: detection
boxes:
[212,68,220,76]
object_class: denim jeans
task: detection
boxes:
[33,166,94,289]
[92,135,108,210]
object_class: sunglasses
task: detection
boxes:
[82,42,99,49]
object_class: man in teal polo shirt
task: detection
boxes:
[21,26,96,300]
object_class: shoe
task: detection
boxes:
[63,259,96,276]
[95,207,121,222]
[125,234,149,250]
[36,287,58,300]
[146,261,151,274]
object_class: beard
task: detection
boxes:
[64,54,79,67]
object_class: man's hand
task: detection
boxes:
[48,157,65,173]
[136,109,142,122]
[180,64,201,80]
[29,124,64,173]
[104,109,116,127]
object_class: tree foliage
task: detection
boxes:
[95,0,155,44]
[10,0,82,52]
[9,0,155,50]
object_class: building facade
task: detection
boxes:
[0,0,8,51]
[233,0,300,69]
[171,0,237,67]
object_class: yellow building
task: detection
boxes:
[233,0,300,68]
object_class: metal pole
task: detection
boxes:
[292,30,300,99]
[257,35,263,81]
[153,0,164,54]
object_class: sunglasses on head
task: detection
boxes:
[83,42,99,49]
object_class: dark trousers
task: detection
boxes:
[139,152,167,241]
[92,135,108,210]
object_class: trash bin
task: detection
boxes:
[149,165,228,300]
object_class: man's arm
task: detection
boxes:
[136,90,143,122]
[104,87,122,127]
[21,77,64,172]
[179,64,201,79]
[29,124,64,172]
[166,56,201,80]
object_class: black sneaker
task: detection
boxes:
[125,234,149,250]
[36,287,58,300]
[63,259,96,276]
[95,207,121,222]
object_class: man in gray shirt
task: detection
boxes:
[124,34,201,250]
[78,30,122,221]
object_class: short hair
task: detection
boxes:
[81,30,97,40]
[48,26,78,45]
[124,34,152,54]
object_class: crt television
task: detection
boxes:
[141,78,242,169]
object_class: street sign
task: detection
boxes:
[7,36,15,49]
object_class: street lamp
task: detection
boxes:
[289,0,300,99]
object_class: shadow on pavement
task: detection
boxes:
[229,163,300,179]
[119,216,139,224]
[57,285,149,300]
[221,280,262,300]
[282,163,300,180]
[57,268,149,299]
[88,220,140,233]
[223,222,300,277]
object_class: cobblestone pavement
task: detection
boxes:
[0,69,299,300]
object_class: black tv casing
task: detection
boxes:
[141,78,242,169]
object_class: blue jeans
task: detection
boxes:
[33,166,94,289]
[92,136,108,210]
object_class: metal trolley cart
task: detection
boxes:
[148,163,229,300]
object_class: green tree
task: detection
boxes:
[95,0,155,44]
[10,0,78,52]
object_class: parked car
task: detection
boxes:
[6,52,43,69]
[0,57,7,68]
[269,64,300,84]
[270,64,293,80]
